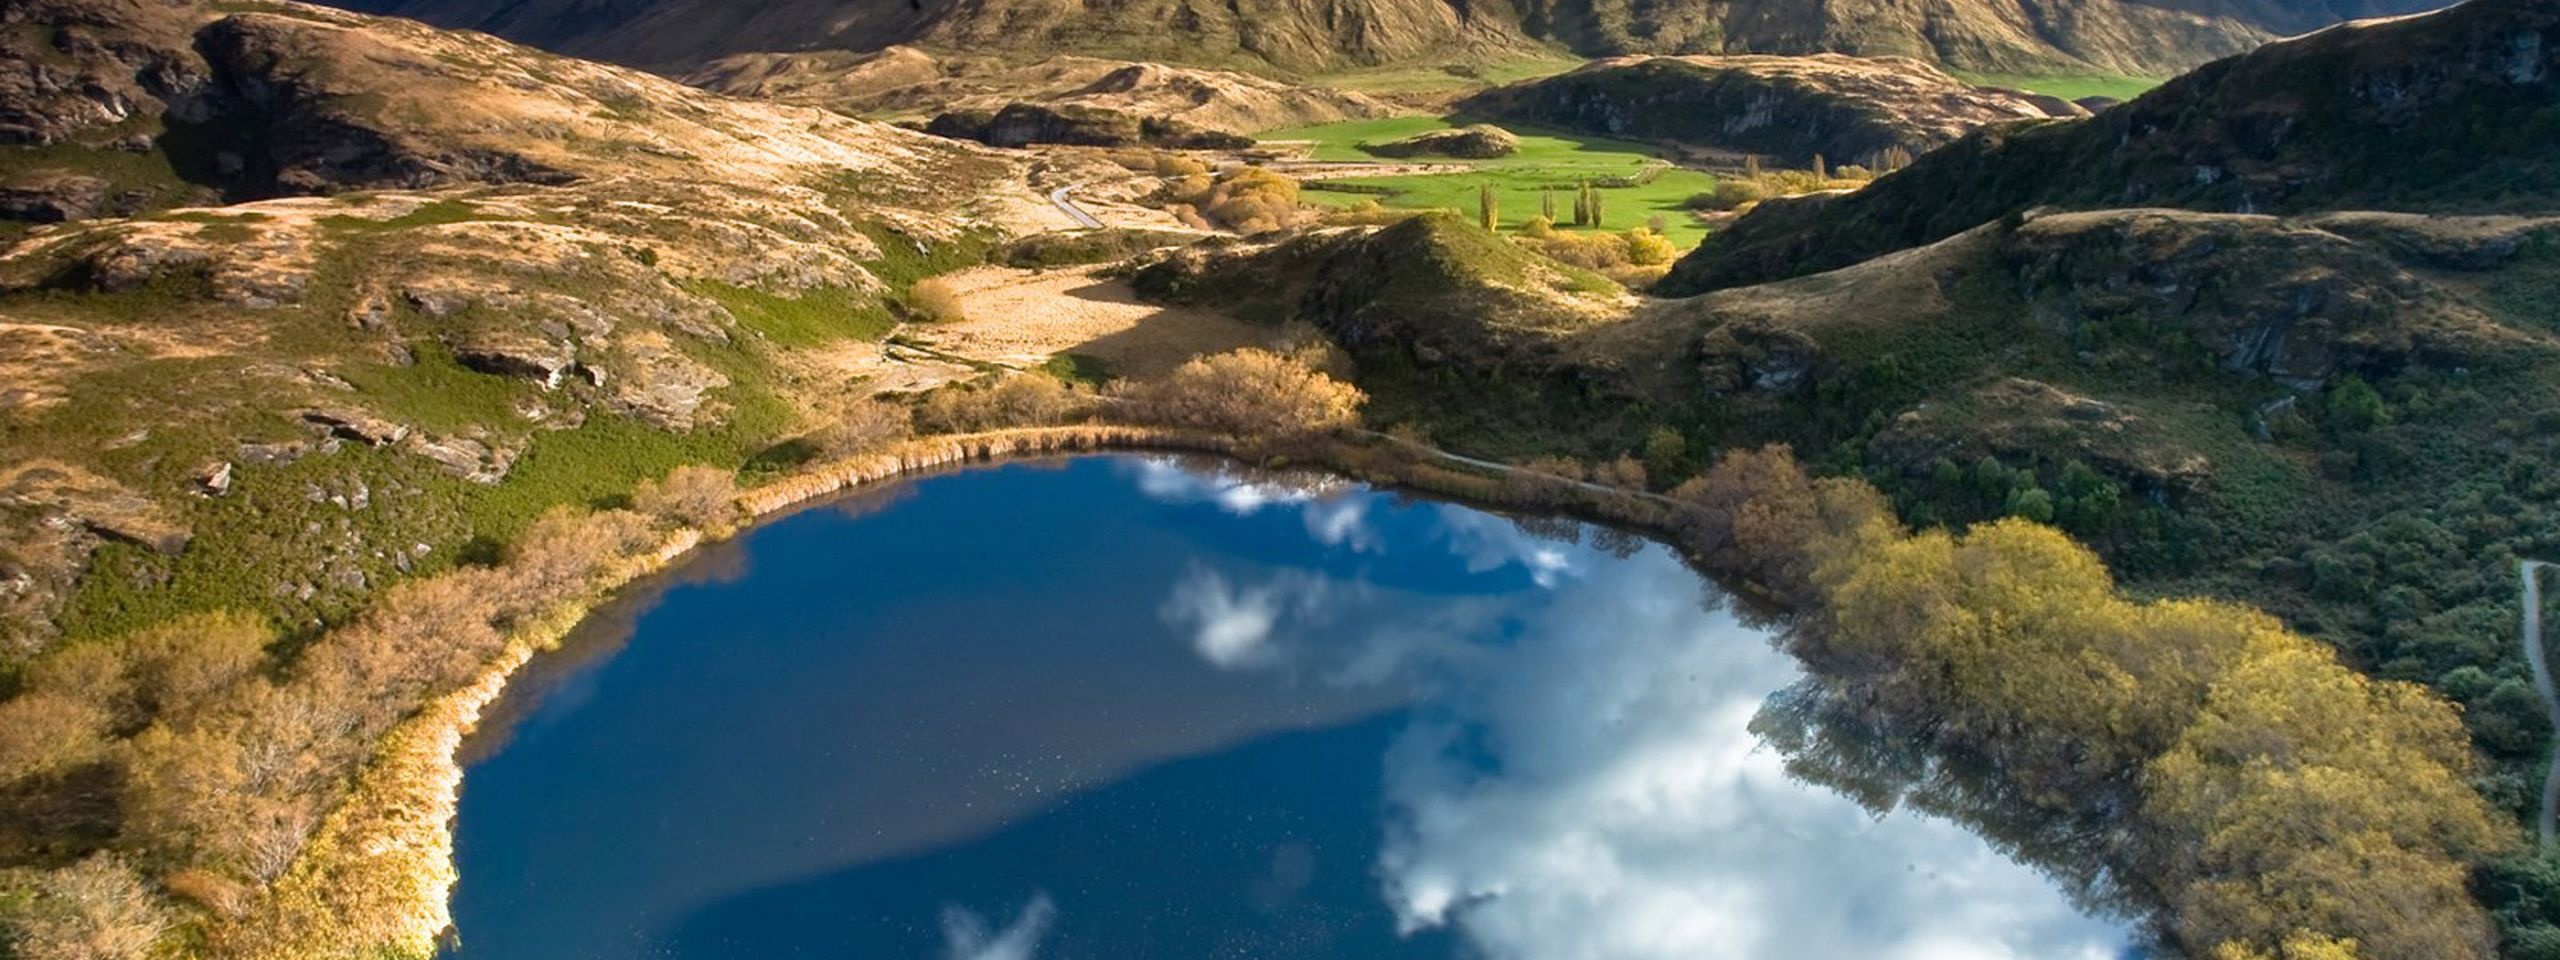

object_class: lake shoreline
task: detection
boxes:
[283,423,1714,959]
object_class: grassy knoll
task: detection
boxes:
[1951,71,2163,102]
[1264,116,1718,246]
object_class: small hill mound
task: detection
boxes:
[1362,124,1521,159]
[923,102,1252,150]
[1660,0,2560,294]
[1126,211,1616,357]
[1459,54,2072,166]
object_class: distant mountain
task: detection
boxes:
[1660,0,2560,294]
[323,0,2458,77]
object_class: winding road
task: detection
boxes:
[2526,560,2560,850]
[1046,184,1105,230]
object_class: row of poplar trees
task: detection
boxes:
[1477,182,1610,231]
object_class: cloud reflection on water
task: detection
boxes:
[1141,476,2130,960]
[1373,528,2129,960]
[940,893,1056,960]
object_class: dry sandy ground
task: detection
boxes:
[903,264,1272,378]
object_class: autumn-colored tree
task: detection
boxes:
[0,693,108,785]
[633,465,742,530]
[808,395,912,457]
[1589,455,1647,491]
[2211,934,2363,960]
[1623,228,1675,266]
[2144,627,2511,960]
[116,611,267,726]
[1168,167,1302,234]
[1117,348,1363,438]
[916,374,1090,433]
[909,276,968,323]
[7,854,170,960]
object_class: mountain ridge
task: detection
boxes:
[321,0,2459,78]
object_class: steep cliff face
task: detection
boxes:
[322,0,2453,77]
[1459,53,2072,165]
[1661,0,2560,294]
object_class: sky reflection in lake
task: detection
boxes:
[447,456,2131,960]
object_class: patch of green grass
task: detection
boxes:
[1951,72,2164,103]
[1267,117,1718,246]
[0,136,204,207]
[1039,352,1114,386]
[334,342,529,435]
[687,281,895,346]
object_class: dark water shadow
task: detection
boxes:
[645,713,1455,960]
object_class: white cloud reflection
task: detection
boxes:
[1158,564,1338,670]
[1132,458,2128,960]
[1126,458,1378,552]
[1374,550,2130,960]
[939,893,1055,960]
[1431,506,1577,587]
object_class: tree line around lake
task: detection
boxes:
[0,350,2516,960]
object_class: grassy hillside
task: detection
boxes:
[1663,0,2560,294]
[1949,70,2161,101]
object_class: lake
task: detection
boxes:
[448,455,2135,960]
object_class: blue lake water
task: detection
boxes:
[448,455,2135,960]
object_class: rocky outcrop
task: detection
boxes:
[1461,54,2069,165]
[180,13,581,198]
[1363,124,1519,159]
[0,0,204,146]
[924,102,1251,150]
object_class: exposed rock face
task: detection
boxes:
[1461,54,2070,165]
[0,0,204,146]
[181,14,583,197]
[1662,0,2560,294]
[1363,124,1519,159]
[451,332,577,387]
[322,0,2449,77]
[688,49,1392,135]
[402,432,519,483]
[924,102,1252,150]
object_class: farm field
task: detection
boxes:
[1261,116,1719,247]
